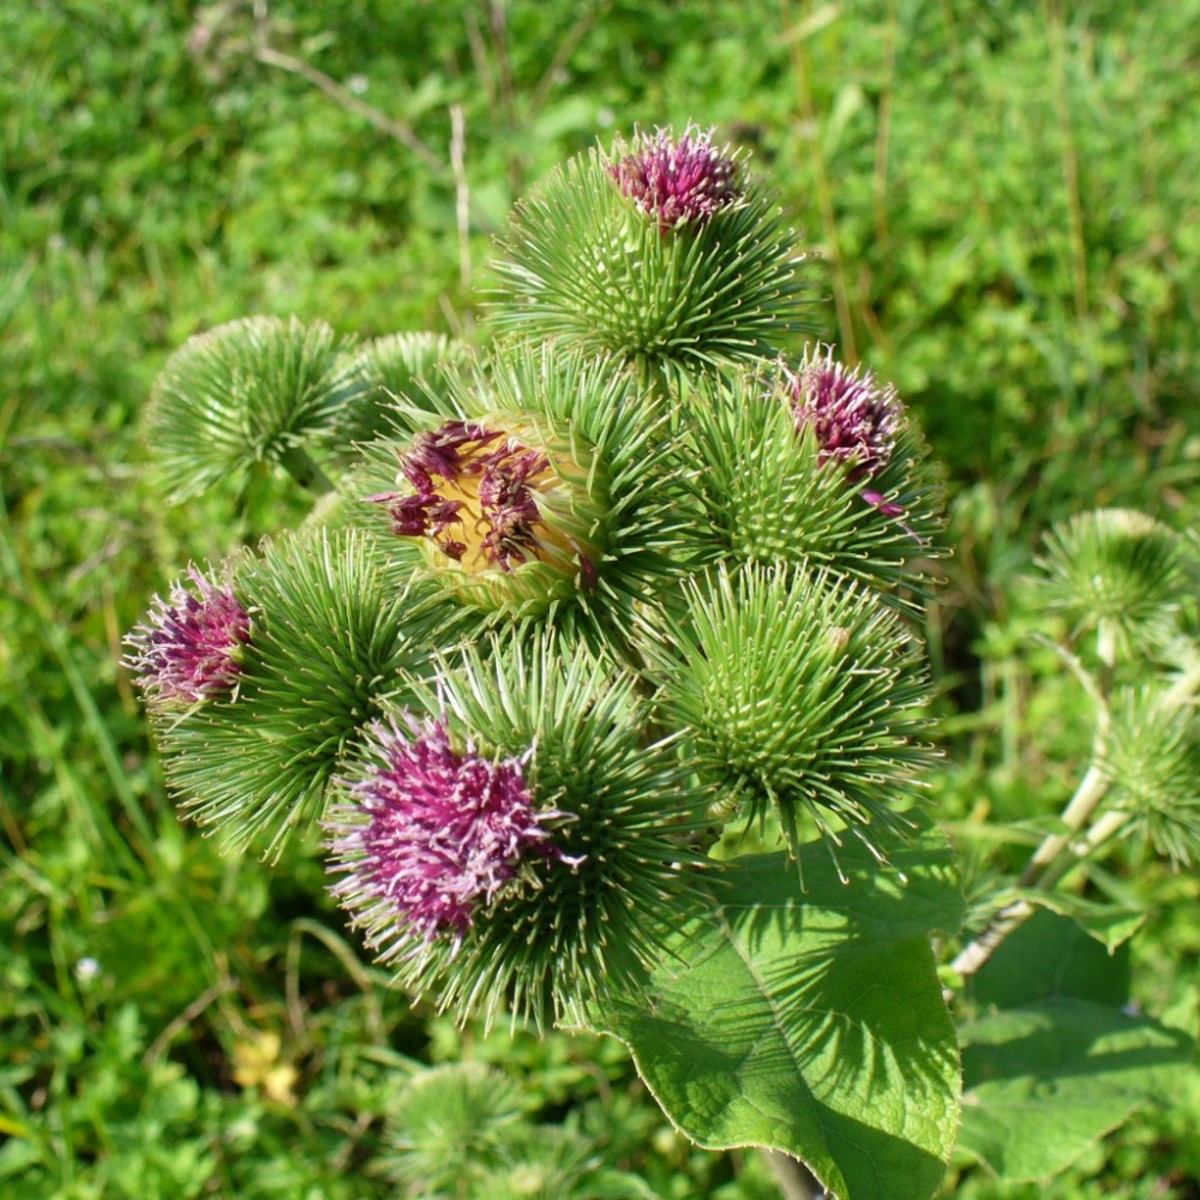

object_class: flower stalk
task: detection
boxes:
[278,443,335,496]
[950,608,1200,985]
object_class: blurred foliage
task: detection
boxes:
[2,0,1198,1195]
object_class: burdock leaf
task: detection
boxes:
[957,1001,1194,1183]
[957,910,1196,1182]
[589,819,962,1200]
[1005,890,1146,953]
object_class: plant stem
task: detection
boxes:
[947,895,1037,982]
[1040,808,1130,889]
[448,102,475,339]
[1017,759,1109,889]
[785,0,856,363]
[951,765,1131,982]
[252,44,447,177]
[1046,0,1090,325]
[950,622,1117,981]
[1156,657,1200,715]
[278,444,334,496]
[763,1150,824,1200]
[1017,621,1117,890]
[951,625,1200,985]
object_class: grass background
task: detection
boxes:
[2,1,1199,1196]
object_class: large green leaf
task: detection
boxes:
[592,822,963,1200]
[958,998,1194,1182]
[957,911,1196,1181]
[970,907,1131,1012]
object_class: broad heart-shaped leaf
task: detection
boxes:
[957,999,1194,1182]
[589,821,963,1200]
[957,911,1196,1182]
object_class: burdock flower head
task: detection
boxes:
[491,127,809,374]
[124,565,251,705]
[638,563,934,870]
[683,361,945,609]
[787,346,904,489]
[326,713,575,951]
[367,414,605,611]
[609,125,742,233]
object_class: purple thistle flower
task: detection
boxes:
[326,715,576,948]
[367,421,560,573]
[399,420,499,492]
[477,448,550,570]
[786,347,904,481]
[610,126,741,233]
[123,566,251,704]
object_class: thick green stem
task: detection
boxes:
[278,444,335,496]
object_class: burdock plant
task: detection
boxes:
[127,125,1196,1200]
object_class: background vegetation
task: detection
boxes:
[2,1,1198,1195]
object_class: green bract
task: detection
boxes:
[156,529,436,856]
[638,563,934,867]
[381,1062,651,1200]
[1103,687,1200,867]
[679,367,946,610]
[146,315,367,500]
[352,633,709,1031]
[490,132,812,377]
[382,1063,522,1195]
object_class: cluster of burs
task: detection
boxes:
[128,126,949,1029]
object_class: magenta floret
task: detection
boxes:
[787,348,903,481]
[610,125,741,233]
[326,715,572,948]
[124,566,251,704]
[366,420,554,571]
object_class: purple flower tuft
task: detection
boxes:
[124,566,251,704]
[787,347,904,481]
[399,420,500,492]
[367,421,559,573]
[610,126,741,233]
[326,715,575,948]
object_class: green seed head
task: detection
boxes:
[639,563,935,869]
